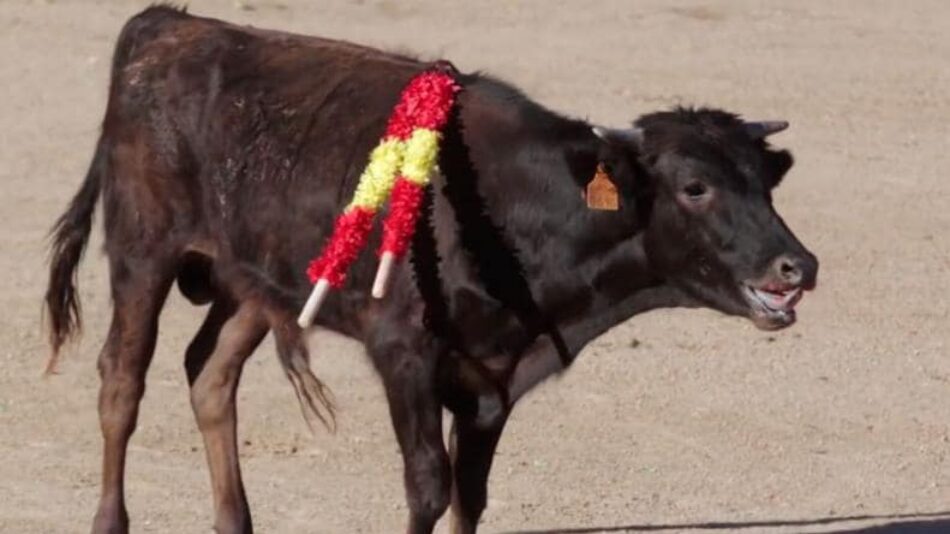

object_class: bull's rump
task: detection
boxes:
[105,7,437,312]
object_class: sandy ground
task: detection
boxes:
[1,1,949,532]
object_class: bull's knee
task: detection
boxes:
[97,357,146,436]
[190,369,235,431]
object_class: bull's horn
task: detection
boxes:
[744,120,789,139]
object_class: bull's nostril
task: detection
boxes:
[775,255,803,284]
[780,261,796,277]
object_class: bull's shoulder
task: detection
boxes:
[457,74,591,143]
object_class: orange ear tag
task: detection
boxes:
[585,163,619,211]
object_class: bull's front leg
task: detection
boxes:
[447,413,508,534]
[373,336,452,534]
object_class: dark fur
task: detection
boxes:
[45,6,817,533]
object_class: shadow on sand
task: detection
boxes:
[505,510,950,533]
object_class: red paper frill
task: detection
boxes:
[306,207,376,287]
[306,70,459,289]
[384,72,460,140]
[380,178,426,258]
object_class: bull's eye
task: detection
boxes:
[683,181,709,200]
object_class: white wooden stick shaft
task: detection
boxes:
[372,252,396,299]
[297,278,330,328]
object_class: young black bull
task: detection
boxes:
[44,6,818,534]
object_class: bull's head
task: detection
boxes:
[594,108,818,330]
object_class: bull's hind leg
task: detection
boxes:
[185,297,268,534]
[92,256,175,534]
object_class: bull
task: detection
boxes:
[44,6,818,534]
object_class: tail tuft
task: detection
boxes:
[44,142,105,373]
[275,326,337,433]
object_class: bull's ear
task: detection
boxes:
[764,149,794,188]
[586,125,647,202]
[592,126,644,149]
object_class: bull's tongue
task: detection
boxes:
[753,287,801,310]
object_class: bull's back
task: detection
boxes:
[110,5,428,197]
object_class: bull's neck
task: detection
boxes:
[442,100,684,362]
[513,173,674,357]
[478,128,690,398]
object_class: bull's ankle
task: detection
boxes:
[91,503,129,534]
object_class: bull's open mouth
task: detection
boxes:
[741,284,803,330]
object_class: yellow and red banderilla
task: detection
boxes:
[297,71,459,327]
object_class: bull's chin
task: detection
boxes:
[749,307,797,330]
[741,284,802,330]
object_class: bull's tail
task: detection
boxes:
[274,326,337,433]
[44,140,106,374]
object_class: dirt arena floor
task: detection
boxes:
[1,1,948,532]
